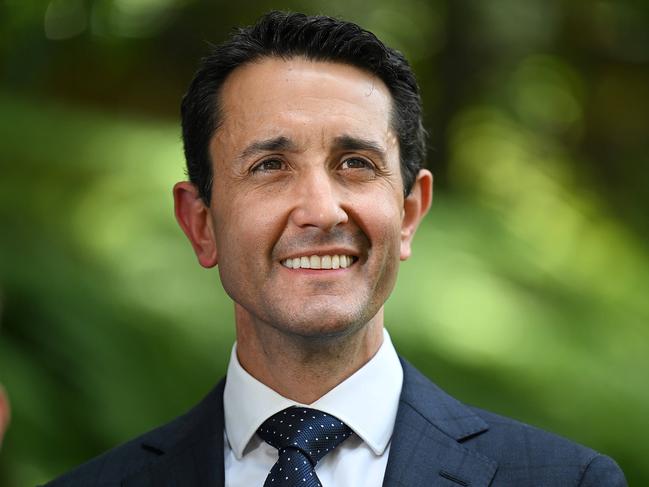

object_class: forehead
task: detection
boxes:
[213,57,395,151]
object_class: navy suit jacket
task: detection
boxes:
[45,358,627,486]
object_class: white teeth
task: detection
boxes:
[281,254,355,270]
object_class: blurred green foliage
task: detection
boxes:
[1,0,648,485]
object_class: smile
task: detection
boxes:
[281,255,357,269]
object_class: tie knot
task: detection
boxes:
[257,407,352,465]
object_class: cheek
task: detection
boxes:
[355,192,404,243]
[214,194,287,262]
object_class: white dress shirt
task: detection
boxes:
[223,328,403,487]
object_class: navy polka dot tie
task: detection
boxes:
[257,407,353,487]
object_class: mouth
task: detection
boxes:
[280,254,358,270]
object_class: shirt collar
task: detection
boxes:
[223,328,403,459]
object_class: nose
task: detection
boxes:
[289,169,348,231]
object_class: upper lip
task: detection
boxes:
[278,248,359,260]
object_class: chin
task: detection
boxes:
[269,302,378,341]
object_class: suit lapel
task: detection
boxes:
[122,380,226,487]
[382,359,498,487]
[120,358,498,486]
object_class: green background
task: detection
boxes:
[1,0,648,485]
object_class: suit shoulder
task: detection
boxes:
[43,432,157,487]
[467,406,627,486]
[470,406,596,456]
[43,381,225,487]
[43,409,199,487]
[469,406,596,457]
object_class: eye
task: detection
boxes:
[251,158,285,173]
[340,157,374,170]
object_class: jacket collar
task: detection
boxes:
[120,358,498,487]
[382,358,498,487]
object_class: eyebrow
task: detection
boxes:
[237,136,296,162]
[235,134,387,162]
[332,135,387,159]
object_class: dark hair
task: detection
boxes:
[181,10,426,204]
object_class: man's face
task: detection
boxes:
[202,57,423,337]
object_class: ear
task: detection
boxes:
[400,169,433,261]
[173,181,218,268]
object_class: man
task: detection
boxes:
[47,11,626,486]
[0,384,9,449]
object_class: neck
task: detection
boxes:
[234,307,385,404]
